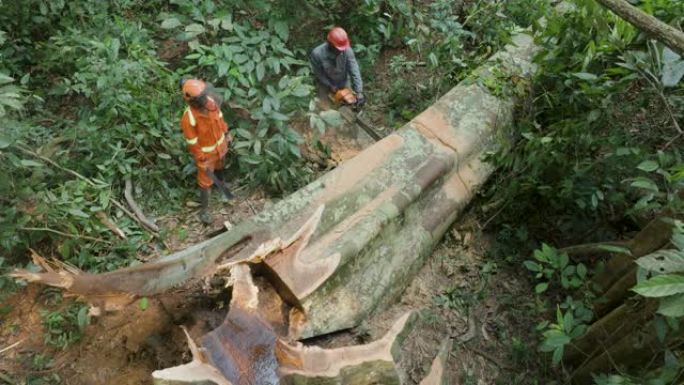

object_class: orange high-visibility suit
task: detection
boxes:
[180,98,229,189]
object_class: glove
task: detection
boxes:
[355,93,366,108]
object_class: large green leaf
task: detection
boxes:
[273,21,289,42]
[657,293,684,318]
[636,160,658,172]
[320,110,344,128]
[632,274,684,297]
[661,47,684,88]
[636,249,684,274]
[160,18,181,29]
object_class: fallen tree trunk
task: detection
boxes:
[13,30,539,339]
[594,0,684,56]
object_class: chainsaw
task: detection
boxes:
[330,88,383,141]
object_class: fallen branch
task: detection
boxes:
[124,177,159,232]
[19,227,111,244]
[594,0,684,56]
[558,240,631,261]
[0,339,24,355]
[96,211,127,240]
[15,144,154,234]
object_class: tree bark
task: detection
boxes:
[592,217,672,317]
[594,0,684,56]
[570,318,684,384]
[564,298,657,364]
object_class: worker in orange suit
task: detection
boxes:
[180,78,233,224]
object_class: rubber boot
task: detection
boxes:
[199,188,212,225]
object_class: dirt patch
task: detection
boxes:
[0,191,266,385]
[0,283,231,385]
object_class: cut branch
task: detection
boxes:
[124,177,160,232]
[96,211,127,240]
[594,0,684,56]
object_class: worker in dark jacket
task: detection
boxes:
[310,27,365,108]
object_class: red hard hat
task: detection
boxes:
[181,79,206,101]
[327,27,350,51]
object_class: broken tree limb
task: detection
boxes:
[124,177,160,232]
[594,0,684,57]
[277,311,418,385]
[153,264,277,385]
[152,327,232,385]
[13,27,540,341]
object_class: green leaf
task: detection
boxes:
[637,160,659,172]
[661,48,684,87]
[20,159,43,167]
[0,133,11,149]
[161,18,182,29]
[552,346,564,366]
[572,72,598,81]
[524,260,541,272]
[220,15,233,31]
[157,153,171,160]
[256,62,265,81]
[636,250,684,274]
[271,111,289,121]
[320,110,344,127]
[577,263,587,279]
[673,232,684,251]
[630,177,659,192]
[185,23,206,34]
[273,21,289,41]
[77,306,89,330]
[543,329,571,348]
[234,54,249,64]
[139,297,149,311]
[657,293,684,317]
[559,252,569,269]
[235,128,253,139]
[632,274,684,297]
[535,282,549,294]
[68,208,90,218]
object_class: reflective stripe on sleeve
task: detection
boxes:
[185,137,198,145]
[185,108,196,127]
